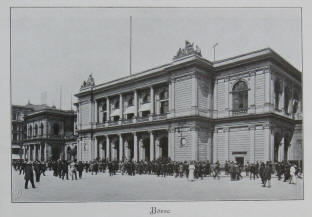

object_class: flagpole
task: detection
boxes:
[130,16,132,76]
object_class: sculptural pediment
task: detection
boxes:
[80,74,95,90]
[173,40,202,60]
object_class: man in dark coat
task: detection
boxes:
[33,161,41,182]
[263,162,272,187]
[77,161,84,179]
[24,162,35,189]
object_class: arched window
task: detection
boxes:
[293,90,299,114]
[40,123,44,135]
[53,123,59,135]
[34,124,38,136]
[232,81,248,112]
[274,79,282,110]
[159,89,168,100]
[284,86,291,114]
[128,96,134,107]
[29,125,32,137]
[142,93,150,104]
[114,100,120,109]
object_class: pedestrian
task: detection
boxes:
[188,161,195,181]
[263,162,272,188]
[70,160,78,180]
[289,163,297,184]
[24,162,35,189]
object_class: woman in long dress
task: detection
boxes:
[188,161,195,181]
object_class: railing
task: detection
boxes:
[231,109,248,116]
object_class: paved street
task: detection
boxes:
[12,169,303,202]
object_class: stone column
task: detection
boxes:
[248,73,256,114]
[119,134,123,162]
[139,139,144,161]
[39,144,42,161]
[191,128,198,161]
[95,100,98,123]
[264,70,272,112]
[133,132,138,162]
[120,94,123,120]
[32,145,36,161]
[279,137,285,162]
[106,136,110,160]
[28,145,31,160]
[150,87,155,115]
[134,90,138,118]
[263,124,271,162]
[249,125,255,163]
[224,78,230,116]
[279,80,285,113]
[213,131,217,163]
[168,129,175,160]
[169,80,175,116]
[44,143,47,161]
[192,73,198,113]
[106,97,110,122]
[149,131,154,161]
[224,127,229,161]
[155,138,160,160]
[94,137,98,160]
[213,80,218,118]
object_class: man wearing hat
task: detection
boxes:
[24,161,35,189]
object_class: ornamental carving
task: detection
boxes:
[173,41,202,60]
[80,74,95,90]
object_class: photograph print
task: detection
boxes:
[11,7,303,202]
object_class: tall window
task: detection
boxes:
[274,79,282,110]
[159,89,169,114]
[232,81,248,112]
[29,126,32,137]
[284,86,291,114]
[293,90,299,114]
[40,123,44,135]
[34,125,38,136]
[53,123,60,135]
[142,92,150,104]
[127,96,134,107]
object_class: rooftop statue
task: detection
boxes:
[173,40,202,60]
[80,73,95,90]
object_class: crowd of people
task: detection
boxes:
[12,157,302,190]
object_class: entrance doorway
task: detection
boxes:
[235,157,244,167]
[51,144,61,161]
[143,138,150,161]
[160,136,168,159]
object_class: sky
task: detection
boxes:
[11,8,302,110]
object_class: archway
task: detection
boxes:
[284,135,291,161]
[160,136,168,159]
[125,137,134,161]
[274,133,281,162]
[66,146,72,161]
[142,137,150,161]
[51,144,61,161]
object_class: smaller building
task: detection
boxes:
[21,106,76,161]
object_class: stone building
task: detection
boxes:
[22,107,76,161]
[75,42,302,165]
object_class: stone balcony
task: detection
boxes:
[95,113,169,129]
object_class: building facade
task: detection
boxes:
[22,108,76,161]
[75,42,303,165]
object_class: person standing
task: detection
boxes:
[188,161,195,181]
[70,160,78,180]
[263,161,272,188]
[24,162,35,189]
[33,161,41,182]
[77,161,83,179]
[289,163,297,184]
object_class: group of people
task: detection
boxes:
[12,158,302,190]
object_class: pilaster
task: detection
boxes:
[249,125,255,163]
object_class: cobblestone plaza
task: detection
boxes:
[12,169,303,202]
